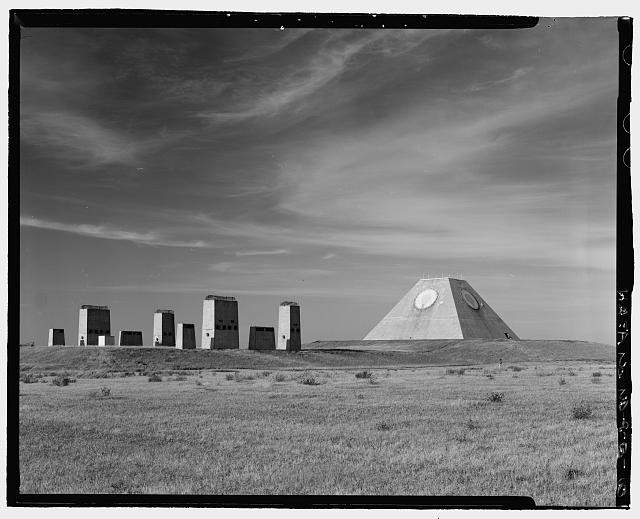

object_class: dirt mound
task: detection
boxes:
[18,339,613,376]
[304,338,614,362]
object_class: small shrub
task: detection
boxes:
[51,376,75,387]
[100,386,111,397]
[466,419,479,430]
[558,377,566,386]
[485,373,494,380]
[445,368,465,376]
[173,375,187,382]
[568,369,576,377]
[274,373,286,382]
[85,371,110,379]
[148,373,162,382]
[375,421,392,431]
[225,373,235,381]
[301,376,320,386]
[508,366,524,372]
[195,379,203,386]
[592,371,602,378]
[20,373,37,384]
[261,371,271,377]
[591,377,601,384]
[572,403,594,420]
[488,392,504,403]
[453,432,469,443]
[565,468,584,481]
[355,370,373,379]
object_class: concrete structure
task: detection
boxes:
[78,305,111,346]
[364,277,520,340]
[153,310,176,346]
[98,335,115,346]
[119,330,143,346]
[277,301,301,351]
[248,326,276,350]
[201,295,239,349]
[176,323,196,349]
[48,328,65,346]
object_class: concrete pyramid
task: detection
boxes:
[364,277,519,340]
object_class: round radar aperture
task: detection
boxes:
[414,289,438,310]
[461,289,480,310]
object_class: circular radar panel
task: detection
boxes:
[414,289,438,310]
[461,289,480,310]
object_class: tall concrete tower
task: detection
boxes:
[201,295,239,349]
[277,301,301,351]
[153,309,176,346]
[78,305,111,346]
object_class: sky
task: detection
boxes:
[19,18,618,345]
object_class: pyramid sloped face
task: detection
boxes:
[364,278,463,340]
[449,279,519,340]
[364,278,519,340]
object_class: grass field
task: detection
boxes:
[19,358,616,505]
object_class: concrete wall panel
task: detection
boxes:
[119,330,143,346]
[177,323,196,349]
[248,326,275,350]
[98,335,115,346]
[48,328,65,346]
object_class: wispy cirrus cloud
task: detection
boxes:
[21,112,141,167]
[82,282,384,299]
[208,261,331,278]
[463,66,533,93]
[20,111,186,168]
[20,216,208,248]
[221,28,315,64]
[185,207,612,270]
[235,248,290,257]
[198,30,437,123]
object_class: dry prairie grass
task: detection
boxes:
[19,361,615,505]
